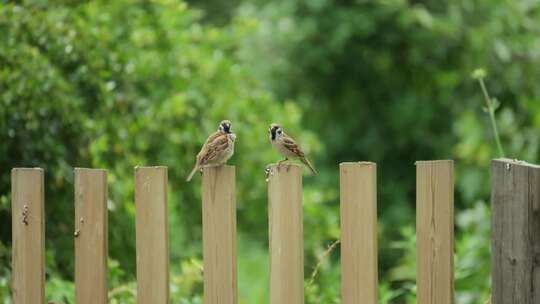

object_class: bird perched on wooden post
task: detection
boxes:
[269,123,317,175]
[186,120,236,181]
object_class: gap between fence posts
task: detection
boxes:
[267,164,303,304]
[340,162,378,304]
[74,168,108,304]
[416,160,454,304]
[202,165,237,304]
[135,166,169,304]
[11,168,45,304]
[491,159,540,304]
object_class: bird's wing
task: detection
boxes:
[196,131,220,159]
[202,131,222,148]
[198,133,230,165]
[281,134,305,158]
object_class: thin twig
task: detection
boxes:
[477,77,505,157]
[308,239,341,286]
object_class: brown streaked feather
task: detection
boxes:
[204,131,223,146]
[282,134,305,157]
[196,131,221,159]
[300,156,318,175]
[187,132,231,182]
[199,134,230,165]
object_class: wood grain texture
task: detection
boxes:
[202,165,237,304]
[74,168,108,304]
[11,168,45,304]
[416,160,454,304]
[340,162,378,304]
[491,159,540,304]
[135,166,169,304]
[267,164,303,304]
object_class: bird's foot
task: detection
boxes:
[277,159,288,169]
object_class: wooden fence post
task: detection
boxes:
[416,160,454,304]
[202,165,237,304]
[491,159,540,304]
[11,168,45,304]
[340,162,378,304]
[267,164,303,304]
[74,168,108,304]
[135,166,169,304]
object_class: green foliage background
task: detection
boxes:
[1,0,539,303]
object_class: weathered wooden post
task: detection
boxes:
[267,164,304,304]
[340,162,378,304]
[135,166,169,304]
[74,168,108,304]
[416,160,454,304]
[202,165,237,304]
[11,168,45,304]
[491,159,540,304]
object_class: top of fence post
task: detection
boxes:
[11,168,45,304]
[416,160,454,304]
[340,162,378,304]
[491,158,540,304]
[267,164,304,304]
[74,168,108,304]
[202,165,237,304]
[135,166,169,304]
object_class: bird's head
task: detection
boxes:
[269,123,283,141]
[218,120,232,134]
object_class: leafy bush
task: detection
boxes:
[0,1,317,302]
[2,0,540,303]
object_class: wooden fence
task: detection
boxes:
[10,159,540,303]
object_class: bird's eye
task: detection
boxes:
[277,130,282,134]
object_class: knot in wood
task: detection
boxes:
[534,254,540,266]
[22,204,29,225]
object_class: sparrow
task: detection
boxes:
[186,120,236,181]
[269,123,317,175]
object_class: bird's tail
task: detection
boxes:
[301,157,318,175]
[186,164,199,182]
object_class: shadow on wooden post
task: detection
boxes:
[267,164,303,304]
[491,159,540,304]
[416,160,454,304]
[202,165,237,304]
[135,166,169,304]
[11,168,45,304]
[340,162,378,304]
[74,168,108,304]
